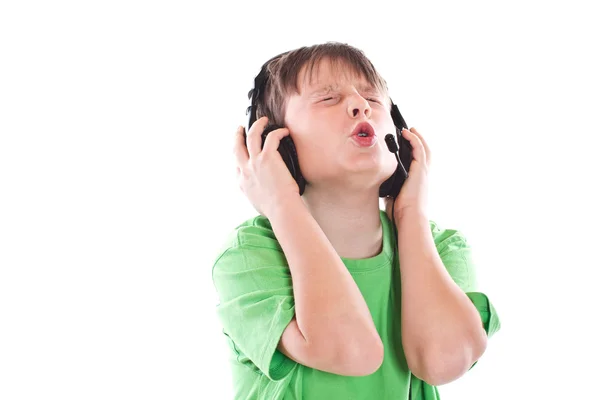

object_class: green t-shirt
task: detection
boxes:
[212,210,500,400]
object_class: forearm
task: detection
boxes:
[397,209,487,385]
[269,197,382,355]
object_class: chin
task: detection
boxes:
[352,156,396,175]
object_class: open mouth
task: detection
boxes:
[350,122,377,147]
[351,122,375,138]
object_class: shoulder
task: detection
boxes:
[216,214,281,254]
[428,220,477,291]
[212,214,285,275]
[428,220,471,255]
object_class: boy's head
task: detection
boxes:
[253,42,400,196]
[255,42,392,126]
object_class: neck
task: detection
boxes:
[301,186,383,259]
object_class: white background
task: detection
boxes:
[1,1,599,399]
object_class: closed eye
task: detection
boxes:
[320,96,379,103]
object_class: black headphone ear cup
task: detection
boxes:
[378,170,396,198]
[278,136,306,196]
[398,129,413,178]
[378,127,413,198]
[261,126,306,196]
[392,128,414,196]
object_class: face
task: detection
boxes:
[283,58,399,193]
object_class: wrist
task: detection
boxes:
[266,195,306,222]
[394,206,428,225]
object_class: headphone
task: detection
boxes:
[245,52,413,199]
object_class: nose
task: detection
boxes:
[348,94,372,119]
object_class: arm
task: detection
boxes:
[397,209,488,386]
[233,117,382,376]
[270,197,384,376]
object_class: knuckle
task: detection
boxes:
[254,153,265,164]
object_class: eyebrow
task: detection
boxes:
[309,84,337,96]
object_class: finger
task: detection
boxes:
[409,127,431,166]
[262,127,290,155]
[247,116,269,158]
[233,125,249,166]
[402,128,427,164]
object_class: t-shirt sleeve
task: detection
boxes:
[430,221,501,339]
[212,225,297,381]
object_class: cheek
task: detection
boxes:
[380,144,400,174]
[292,139,337,182]
[295,141,330,170]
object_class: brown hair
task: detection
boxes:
[255,42,391,127]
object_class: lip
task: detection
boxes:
[351,134,377,148]
[351,121,376,138]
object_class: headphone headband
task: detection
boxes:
[246,52,290,130]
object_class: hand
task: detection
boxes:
[234,116,301,218]
[385,127,432,222]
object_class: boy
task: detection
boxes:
[212,42,500,399]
